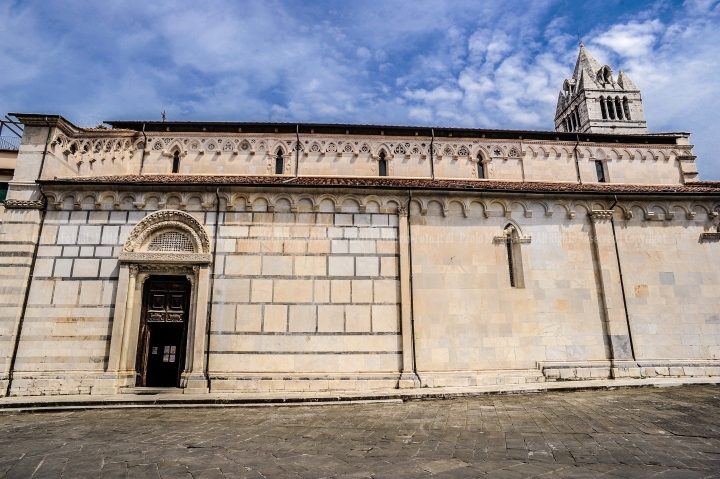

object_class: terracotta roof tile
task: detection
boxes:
[43,175,720,195]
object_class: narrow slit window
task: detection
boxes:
[506,234,516,287]
[615,97,624,120]
[172,151,180,173]
[378,151,387,177]
[607,98,616,120]
[275,149,284,175]
[600,97,607,119]
[595,160,606,183]
[477,153,485,178]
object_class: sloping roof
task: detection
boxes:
[572,45,602,82]
[41,175,720,195]
[617,70,639,91]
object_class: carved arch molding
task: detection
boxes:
[118,210,212,264]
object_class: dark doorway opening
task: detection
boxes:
[136,276,190,388]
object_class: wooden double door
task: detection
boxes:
[136,277,191,388]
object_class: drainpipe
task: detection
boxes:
[608,194,636,360]
[573,134,582,184]
[407,189,419,382]
[429,129,435,181]
[139,123,147,175]
[5,118,52,396]
[282,125,300,184]
[204,188,221,386]
[519,137,526,181]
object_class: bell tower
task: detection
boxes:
[555,44,647,134]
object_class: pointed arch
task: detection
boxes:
[375,143,391,157]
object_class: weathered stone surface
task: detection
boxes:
[2,386,720,477]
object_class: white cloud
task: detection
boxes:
[0,0,719,179]
[593,20,663,57]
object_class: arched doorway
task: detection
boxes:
[96,210,213,395]
[135,276,191,387]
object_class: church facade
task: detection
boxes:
[1,48,719,396]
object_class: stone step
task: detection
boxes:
[119,387,183,395]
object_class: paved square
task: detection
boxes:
[2,385,720,478]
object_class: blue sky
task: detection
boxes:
[2,0,719,179]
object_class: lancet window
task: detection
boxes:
[503,225,524,288]
[275,149,284,175]
[378,151,388,177]
[172,150,180,174]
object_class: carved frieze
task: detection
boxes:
[3,199,45,209]
[119,252,212,264]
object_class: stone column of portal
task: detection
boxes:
[117,265,139,376]
[590,210,641,378]
[397,206,420,388]
[184,266,210,394]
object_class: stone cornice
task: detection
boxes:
[3,199,45,209]
[119,252,212,264]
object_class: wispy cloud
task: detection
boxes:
[0,0,718,178]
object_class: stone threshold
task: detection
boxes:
[1,376,719,414]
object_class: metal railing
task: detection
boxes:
[0,136,20,151]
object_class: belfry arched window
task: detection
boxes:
[574,107,581,130]
[600,97,608,120]
[172,150,180,174]
[477,152,485,178]
[623,97,631,120]
[615,97,624,120]
[607,97,616,120]
[378,151,388,177]
[275,149,284,175]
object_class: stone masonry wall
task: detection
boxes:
[408,199,610,386]
[209,205,402,391]
[44,130,693,187]
[2,183,720,396]
[618,215,720,361]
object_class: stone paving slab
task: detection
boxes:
[1,384,720,477]
[1,377,719,413]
